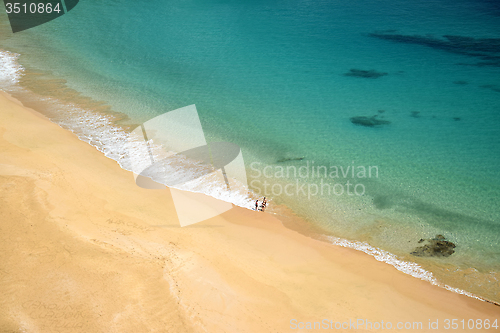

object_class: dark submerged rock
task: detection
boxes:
[343,69,388,79]
[277,156,305,163]
[411,234,456,257]
[410,111,421,118]
[350,115,391,127]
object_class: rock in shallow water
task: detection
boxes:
[411,234,456,257]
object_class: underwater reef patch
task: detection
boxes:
[277,156,305,163]
[350,114,391,127]
[343,69,388,79]
[479,84,500,93]
[369,32,500,67]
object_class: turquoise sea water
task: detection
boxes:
[1,0,499,302]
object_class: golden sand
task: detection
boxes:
[0,91,498,332]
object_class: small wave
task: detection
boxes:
[171,171,256,209]
[124,131,256,209]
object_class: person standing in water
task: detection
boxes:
[261,197,267,211]
[255,199,259,211]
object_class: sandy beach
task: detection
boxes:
[0,90,498,332]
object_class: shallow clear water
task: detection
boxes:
[1,0,499,301]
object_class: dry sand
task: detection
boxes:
[0,90,498,332]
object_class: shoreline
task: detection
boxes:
[1,44,499,304]
[0,90,498,331]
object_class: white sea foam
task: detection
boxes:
[326,236,486,302]
[48,100,257,211]
[171,171,255,209]
[0,50,24,87]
